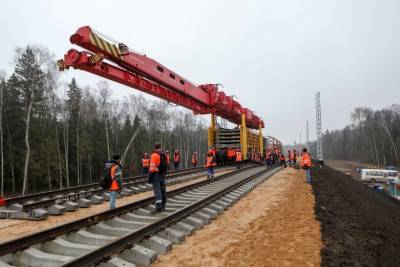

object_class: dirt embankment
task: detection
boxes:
[153,167,322,267]
[312,166,400,266]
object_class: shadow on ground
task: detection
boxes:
[312,165,400,266]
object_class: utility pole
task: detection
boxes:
[316,92,324,162]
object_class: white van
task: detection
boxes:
[361,169,398,183]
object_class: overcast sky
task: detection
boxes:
[1,0,400,145]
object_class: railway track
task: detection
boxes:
[0,165,281,267]
[0,166,234,220]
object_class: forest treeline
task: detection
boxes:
[307,105,400,168]
[0,46,208,196]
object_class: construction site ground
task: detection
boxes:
[313,165,400,266]
[154,167,322,267]
[2,164,400,266]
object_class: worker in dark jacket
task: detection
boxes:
[279,153,287,168]
[149,142,168,212]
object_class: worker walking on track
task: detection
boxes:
[235,149,242,169]
[149,142,168,212]
[106,154,123,209]
[206,150,216,179]
[301,148,312,184]
[192,152,198,168]
[279,153,287,168]
[173,150,180,170]
[141,153,150,175]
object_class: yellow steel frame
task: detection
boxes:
[208,114,216,148]
[259,124,264,156]
[240,113,247,160]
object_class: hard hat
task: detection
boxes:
[144,153,148,156]
[166,150,169,153]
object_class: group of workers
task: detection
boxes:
[105,144,312,211]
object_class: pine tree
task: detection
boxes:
[65,78,82,185]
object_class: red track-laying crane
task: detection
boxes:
[59,26,267,158]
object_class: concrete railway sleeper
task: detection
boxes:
[2,167,204,206]
[0,166,281,267]
[0,166,236,220]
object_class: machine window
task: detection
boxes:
[156,65,164,73]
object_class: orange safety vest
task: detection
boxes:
[227,149,236,158]
[236,152,242,162]
[290,152,294,160]
[302,153,311,167]
[173,153,180,162]
[110,165,119,191]
[279,154,285,160]
[206,155,215,167]
[166,154,170,164]
[192,154,198,164]
[149,152,161,173]
[142,158,150,168]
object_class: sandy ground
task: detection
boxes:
[153,167,322,267]
[0,170,232,243]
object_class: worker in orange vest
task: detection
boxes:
[279,153,286,168]
[106,154,123,209]
[266,150,272,167]
[165,150,170,170]
[173,150,180,170]
[290,149,297,167]
[206,150,216,179]
[141,153,150,175]
[235,150,242,169]
[301,148,312,184]
[192,152,198,168]
[149,142,168,212]
[287,150,292,166]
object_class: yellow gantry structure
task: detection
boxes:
[208,114,216,149]
[240,113,248,160]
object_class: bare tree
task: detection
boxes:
[98,81,111,160]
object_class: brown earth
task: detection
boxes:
[0,170,232,243]
[153,167,322,267]
[312,165,400,266]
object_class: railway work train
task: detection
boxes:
[58,26,282,159]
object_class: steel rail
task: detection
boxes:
[20,166,232,211]
[4,166,206,207]
[62,166,274,266]
[0,165,255,257]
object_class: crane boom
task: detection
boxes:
[59,26,264,129]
